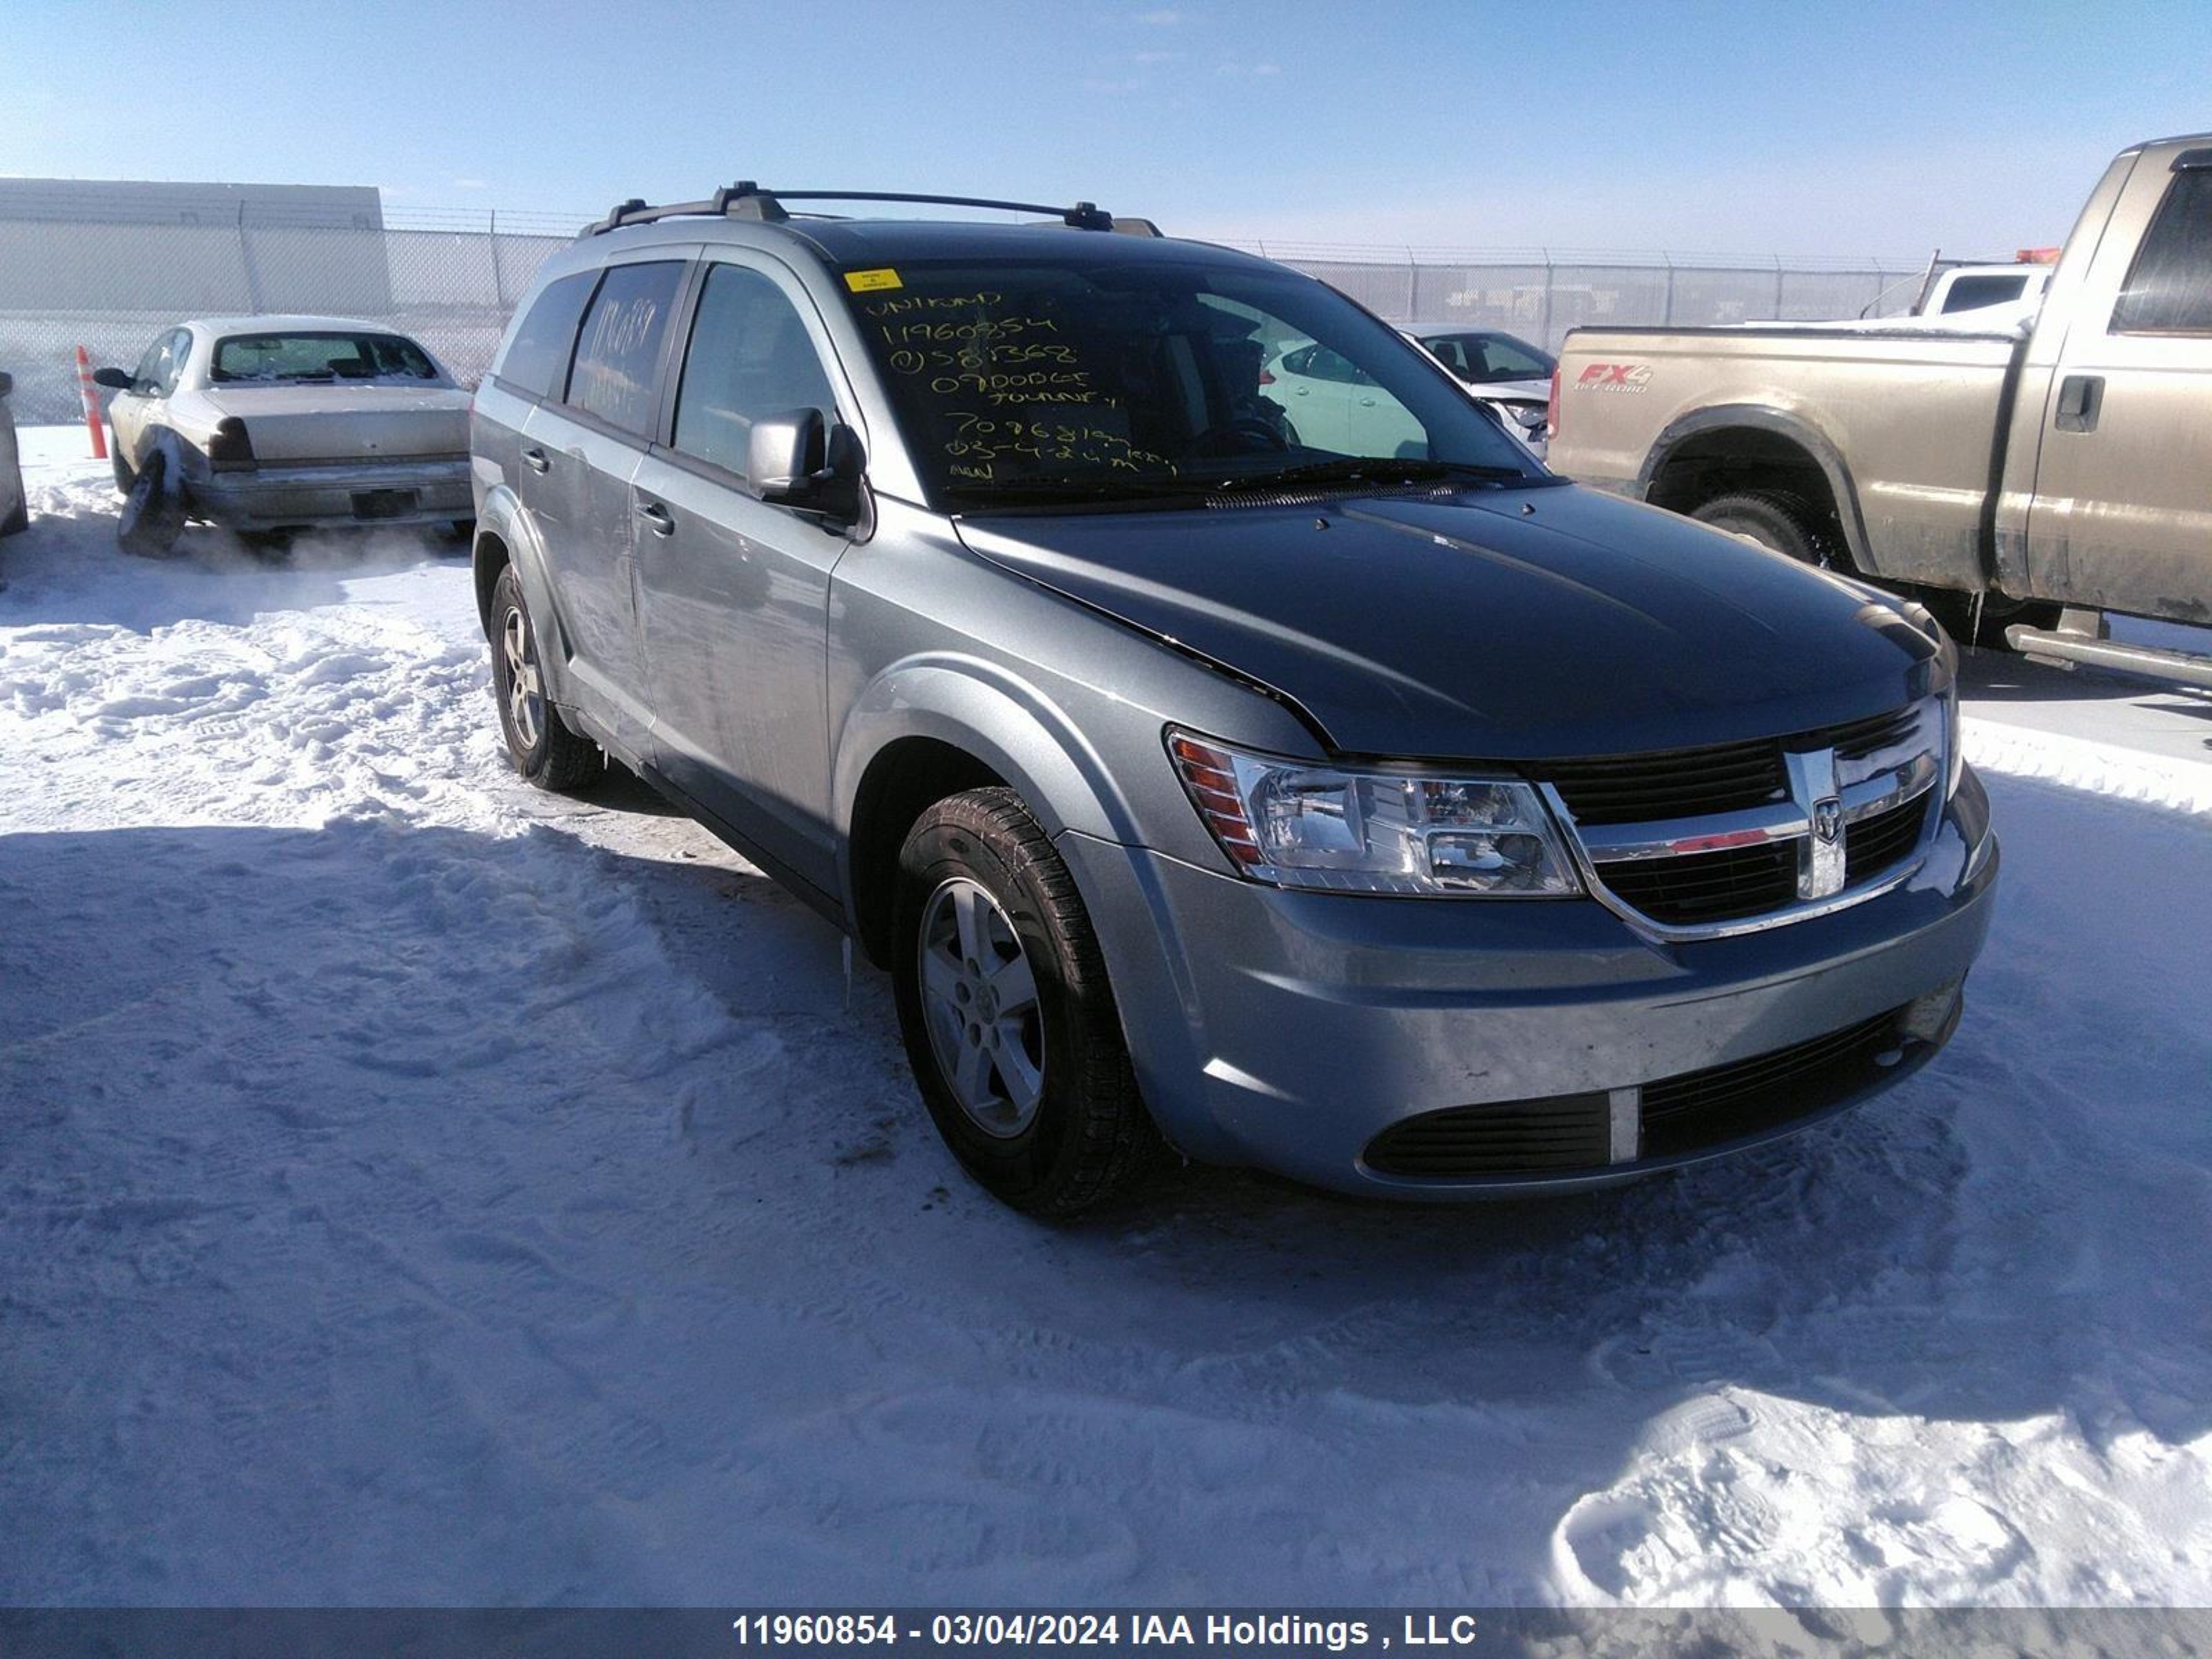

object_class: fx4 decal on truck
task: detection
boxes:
[1573,362,1653,392]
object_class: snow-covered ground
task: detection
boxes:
[3,427,2209,1609]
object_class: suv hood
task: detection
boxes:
[956,486,1941,760]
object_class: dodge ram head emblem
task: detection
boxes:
[1813,796,1844,845]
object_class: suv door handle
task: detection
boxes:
[521,447,551,474]
[2056,375,2103,433]
[635,500,675,537]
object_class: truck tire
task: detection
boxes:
[1691,491,1842,570]
[487,564,601,793]
[892,787,1163,1218]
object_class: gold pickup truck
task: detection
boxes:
[1548,133,2212,684]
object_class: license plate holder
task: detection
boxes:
[350,489,416,521]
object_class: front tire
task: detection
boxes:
[892,787,1161,1217]
[487,564,601,793]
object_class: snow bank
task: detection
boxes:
[1966,715,2212,818]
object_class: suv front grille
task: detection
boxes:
[1597,841,1799,926]
[1829,704,1924,760]
[1544,735,1786,826]
[1536,700,1942,935]
[1845,794,1931,886]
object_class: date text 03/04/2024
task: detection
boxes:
[728,1612,1484,1650]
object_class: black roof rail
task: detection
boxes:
[582,185,1151,238]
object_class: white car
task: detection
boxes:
[1262,339,1429,458]
[92,315,474,553]
[0,370,26,538]
[1405,328,1553,457]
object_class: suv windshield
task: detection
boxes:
[842,256,1544,510]
[211,331,442,384]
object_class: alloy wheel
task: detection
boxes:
[916,877,1045,1137]
[501,604,543,750]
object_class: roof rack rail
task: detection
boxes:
[582,185,1152,238]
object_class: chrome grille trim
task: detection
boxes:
[1537,698,1947,942]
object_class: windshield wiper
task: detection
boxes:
[944,474,1208,509]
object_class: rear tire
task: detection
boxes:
[115,447,185,557]
[487,563,601,794]
[892,787,1161,1218]
[1691,490,1842,570]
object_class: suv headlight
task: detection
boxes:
[1942,675,1964,799]
[1168,730,1582,897]
[1900,601,1965,800]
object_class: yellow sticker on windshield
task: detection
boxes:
[843,268,903,292]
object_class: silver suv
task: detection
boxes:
[469,187,1997,1215]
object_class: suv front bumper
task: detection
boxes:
[1060,768,1998,1198]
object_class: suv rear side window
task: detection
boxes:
[2112,170,2212,334]
[565,261,684,434]
[672,264,838,479]
[498,272,595,397]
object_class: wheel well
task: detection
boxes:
[1646,428,1855,569]
[847,738,1008,968]
[472,531,511,632]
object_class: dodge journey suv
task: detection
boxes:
[469,185,1997,1215]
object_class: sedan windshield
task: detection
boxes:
[211,331,442,384]
[841,257,1546,510]
[1419,331,1556,385]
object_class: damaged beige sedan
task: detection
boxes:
[93,315,473,554]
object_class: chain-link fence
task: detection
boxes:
[1246,245,1924,347]
[0,203,580,424]
[0,202,1924,425]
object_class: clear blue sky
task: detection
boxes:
[6,0,2207,256]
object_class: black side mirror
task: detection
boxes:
[91,367,135,391]
[0,371,12,398]
[747,408,864,523]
